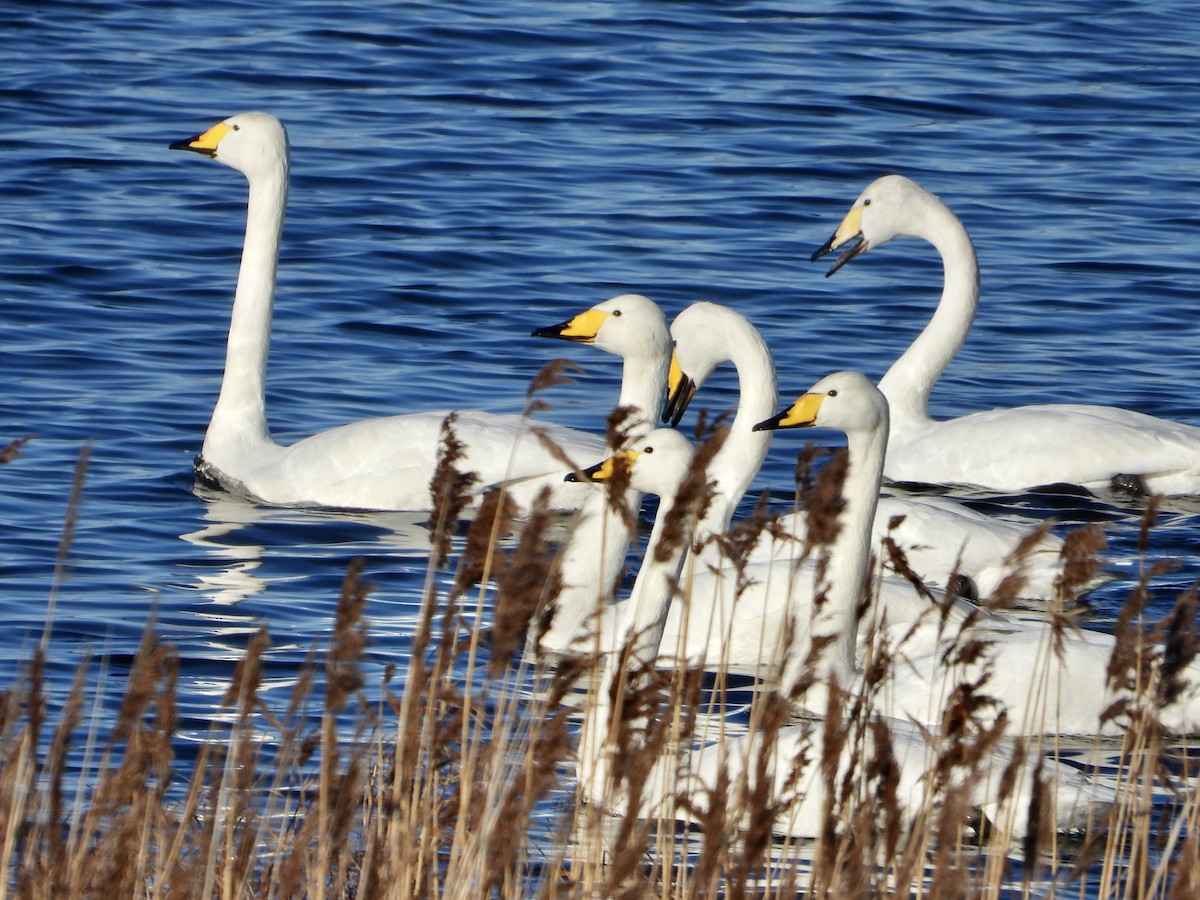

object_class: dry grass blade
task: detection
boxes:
[1054,522,1108,606]
[426,412,480,569]
[489,489,560,675]
[0,436,33,465]
[6,385,1200,898]
[525,357,584,414]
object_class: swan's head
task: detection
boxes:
[663,301,757,427]
[811,174,933,276]
[566,428,694,498]
[753,371,887,437]
[531,294,669,360]
[170,112,290,180]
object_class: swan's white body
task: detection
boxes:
[666,301,1069,601]
[577,412,1108,840]
[531,294,672,651]
[816,174,1200,495]
[759,375,1200,737]
[656,711,1106,841]
[873,617,1176,736]
[756,494,1068,602]
[594,547,973,677]
[171,112,604,511]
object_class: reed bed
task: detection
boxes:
[1,415,1198,899]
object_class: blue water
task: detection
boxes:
[2,0,1199,878]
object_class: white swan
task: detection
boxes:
[538,300,965,667]
[586,383,979,673]
[666,301,1071,602]
[662,302,779,549]
[575,419,1108,840]
[758,373,1200,736]
[531,294,672,651]
[531,293,671,443]
[569,428,699,666]
[813,174,1200,496]
[170,112,604,511]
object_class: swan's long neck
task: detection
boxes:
[612,492,692,662]
[616,348,670,443]
[203,162,289,460]
[539,489,634,651]
[695,320,777,543]
[540,341,667,651]
[578,488,693,805]
[785,416,887,690]
[876,197,978,439]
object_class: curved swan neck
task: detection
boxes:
[616,492,692,661]
[876,194,979,437]
[205,161,289,456]
[695,315,777,541]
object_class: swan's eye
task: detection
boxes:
[862,198,870,207]
[643,446,654,454]
[232,123,240,131]
[612,309,622,317]
[827,390,838,397]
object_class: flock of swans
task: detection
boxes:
[172,111,1200,840]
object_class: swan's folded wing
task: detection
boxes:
[886,403,1200,492]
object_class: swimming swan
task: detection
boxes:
[170,111,604,511]
[665,301,1070,601]
[532,293,671,444]
[758,372,1200,736]
[583,364,979,675]
[574,419,1108,839]
[531,293,672,651]
[538,300,968,665]
[813,174,1200,496]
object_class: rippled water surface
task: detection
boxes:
[2,0,1199,886]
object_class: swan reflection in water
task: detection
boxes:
[179,480,436,608]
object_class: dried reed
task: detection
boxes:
[2,417,1198,898]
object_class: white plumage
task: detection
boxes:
[531,293,672,651]
[575,415,1108,840]
[814,174,1200,496]
[759,372,1200,737]
[171,112,603,511]
[666,301,1071,602]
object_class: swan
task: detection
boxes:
[170,112,604,511]
[537,300,965,666]
[531,293,671,444]
[581,395,980,674]
[665,301,1070,602]
[573,420,1108,840]
[568,428,699,665]
[757,372,1200,736]
[662,302,779,550]
[530,293,673,651]
[813,174,1200,496]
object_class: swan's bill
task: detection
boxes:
[663,352,697,427]
[170,121,234,158]
[753,391,825,431]
[812,203,870,277]
[531,308,610,343]
[565,449,635,483]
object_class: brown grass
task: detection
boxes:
[2,423,1198,898]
